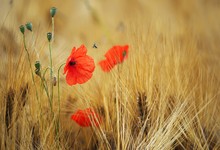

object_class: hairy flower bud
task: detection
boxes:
[50,7,57,17]
[35,61,41,70]
[47,32,52,42]
[25,22,33,32]
[19,25,25,34]
[35,61,41,76]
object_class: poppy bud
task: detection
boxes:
[47,32,52,42]
[19,25,25,34]
[25,22,33,32]
[35,61,41,70]
[50,7,57,17]
[35,61,41,76]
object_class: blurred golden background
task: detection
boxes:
[1,0,220,149]
[1,0,220,65]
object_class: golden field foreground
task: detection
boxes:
[0,0,220,149]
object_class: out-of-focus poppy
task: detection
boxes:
[64,45,95,85]
[99,45,129,72]
[71,108,101,127]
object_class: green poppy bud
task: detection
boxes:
[35,61,41,76]
[47,32,52,42]
[25,22,33,32]
[35,61,41,70]
[19,25,25,34]
[50,7,57,17]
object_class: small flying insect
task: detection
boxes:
[93,43,98,49]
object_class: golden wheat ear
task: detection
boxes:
[5,88,15,132]
[31,123,41,149]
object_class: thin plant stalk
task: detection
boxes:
[116,64,123,149]
[54,63,65,145]
[48,41,53,112]
[52,17,55,43]
[57,63,65,118]
[48,16,55,114]
[40,67,53,113]
[31,31,40,59]
[22,34,39,101]
[40,69,50,103]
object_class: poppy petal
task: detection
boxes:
[72,45,87,58]
[75,69,93,84]
[99,60,115,72]
[63,63,70,74]
[66,69,77,85]
[99,45,129,72]
[71,110,90,127]
[71,108,101,127]
[75,55,95,72]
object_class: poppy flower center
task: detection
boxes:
[69,61,76,66]
[122,50,127,57]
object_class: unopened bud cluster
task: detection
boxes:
[19,22,33,34]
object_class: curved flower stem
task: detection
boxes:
[42,67,50,79]
[57,63,65,118]
[41,63,53,113]
[54,63,65,149]
[22,34,39,101]
[40,68,50,101]
[40,77,50,100]
[42,66,51,98]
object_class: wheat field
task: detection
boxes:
[0,0,220,149]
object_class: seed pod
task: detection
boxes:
[50,7,57,17]
[47,32,52,42]
[25,22,33,32]
[19,25,25,34]
[34,61,41,76]
[35,61,41,70]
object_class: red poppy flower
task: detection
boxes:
[99,45,129,72]
[64,45,95,85]
[71,108,101,127]
[98,59,114,72]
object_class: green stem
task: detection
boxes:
[55,118,60,149]
[49,41,53,112]
[31,31,39,58]
[55,63,65,144]
[52,17,55,43]
[57,63,65,118]
[116,65,122,150]
[39,67,53,113]
[48,16,55,115]
[22,34,39,101]
[40,76,50,101]
[43,67,50,79]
